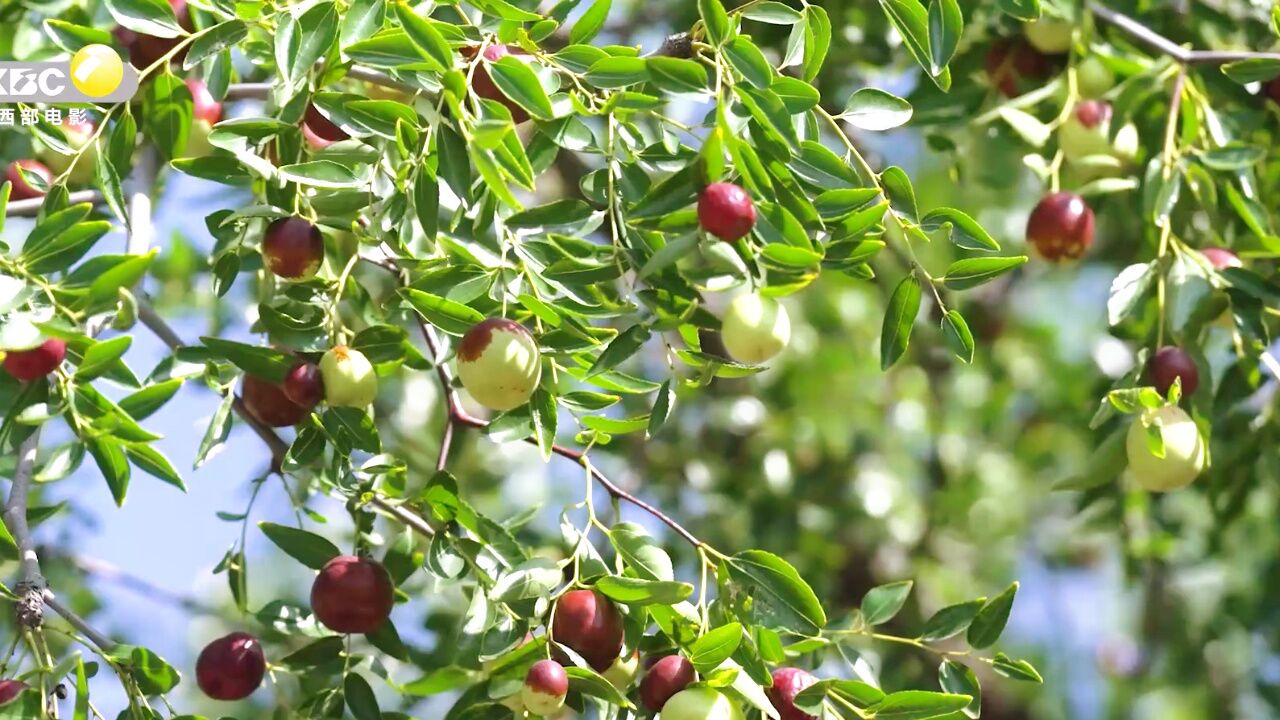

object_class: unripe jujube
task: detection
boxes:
[457,318,541,411]
[195,632,266,701]
[319,346,377,408]
[720,294,791,364]
[521,659,569,716]
[1023,17,1074,54]
[310,555,395,634]
[1059,101,1113,159]
[1076,56,1116,98]
[1126,405,1205,492]
[659,687,745,720]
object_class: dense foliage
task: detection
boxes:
[2,0,1280,717]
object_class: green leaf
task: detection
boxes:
[878,0,951,90]
[966,582,1017,649]
[880,167,918,220]
[394,4,453,71]
[278,161,364,189]
[873,690,973,720]
[698,0,731,45]
[74,336,132,381]
[1200,143,1266,171]
[940,310,975,363]
[341,0,385,46]
[688,623,742,674]
[648,379,675,438]
[861,580,913,625]
[802,5,831,81]
[566,666,631,707]
[1222,57,1280,84]
[880,275,922,370]
[648,57,710,94]
[724,37,774,89]
[344,673,381,720]
[585,57,650,88]
[743,2,803,24]
[938,660,981,718]
[489,56,555,120]
[920,599,985,641]
[842,88,913,131]
[991,653,1043,683]
[919,207,1000,251]
[926,0,962,75]
[610,522,674,581]
[276,2,338,89]
[258,521,342,570]
[401,289,486,335]
[595,575,693,605]
[183,20,248,69]
[119,380,183,420]
[200,337,294,382]
[88,437,130,506]
[346,30,427,66]
[125,442,184,490]
[569,0,611,43]
[104,0,183,38]
[722,550,826,634]
[941,256,1027,290]
[43,20,114,51]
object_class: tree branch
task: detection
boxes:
[1088,1,1280,65]
[4,430,45,628]
[4,191,102,218]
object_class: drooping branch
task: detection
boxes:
[1088,1,1280,65]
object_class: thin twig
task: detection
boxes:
[41,592,114,652]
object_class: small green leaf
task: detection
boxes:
[842,88,913,131]
[966,582,1017,649]
[941,256,1027,290]
[880,275,922,370]
[258,522,342,570]
[861,580,913,625]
